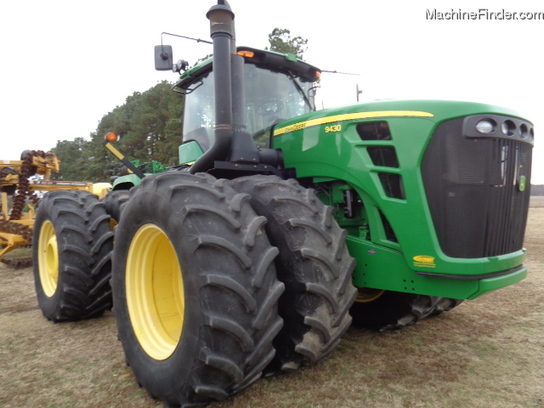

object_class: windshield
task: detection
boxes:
[182,63,315,150]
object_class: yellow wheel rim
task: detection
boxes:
[38,220,59,297]
[126,224,185,361]
[355,287,385,303]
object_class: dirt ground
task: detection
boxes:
[1,198,543,408]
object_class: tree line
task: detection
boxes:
[51,81,183,182]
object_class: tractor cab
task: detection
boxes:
[173,47,321,164]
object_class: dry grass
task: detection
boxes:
[1,206,543,408]
[530,195,544,208]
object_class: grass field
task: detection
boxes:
[1,203,543,408]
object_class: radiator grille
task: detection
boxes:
[421,117,533,258]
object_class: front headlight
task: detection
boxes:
[475,119,496,134]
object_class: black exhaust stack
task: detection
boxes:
[190,0,260,174]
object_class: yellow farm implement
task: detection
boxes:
[0,151,110,267]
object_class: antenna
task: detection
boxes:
[321,69,361,76]
[161,32,212,46]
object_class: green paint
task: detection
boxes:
[179,141,204,165]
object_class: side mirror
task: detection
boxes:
[154,45,173,71]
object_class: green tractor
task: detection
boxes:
[32,1,534,407]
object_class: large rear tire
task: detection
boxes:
[112,172,284,408]
[32,191,114,322]
[350,290,463,331]
[230,176,357,373]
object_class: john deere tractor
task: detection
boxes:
[32,1,534,407]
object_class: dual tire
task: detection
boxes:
[33,191,113,322]
[33,189,130,322]
[111,173,357,406]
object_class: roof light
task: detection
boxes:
[105,132,118,142]
[237,50,255,58]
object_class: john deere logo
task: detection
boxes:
[413,255,436,268]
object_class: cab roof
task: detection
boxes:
[174,46,321,92]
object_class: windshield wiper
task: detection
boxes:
[288,72,315,111]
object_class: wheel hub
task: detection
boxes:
[38,220,59,297]
[126,224,185,361]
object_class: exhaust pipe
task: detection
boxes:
[190,0,260,174]
[190,1,235,173]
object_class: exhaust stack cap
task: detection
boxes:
[207,1,234,38]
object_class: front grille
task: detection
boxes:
[422,116,533,258]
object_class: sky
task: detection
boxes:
[1,0,543,183]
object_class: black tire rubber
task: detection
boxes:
[112,172,284,408]
[32,190,114,322]
[230,176,357,373]
[102,189,130,223]
[350,291,463,331]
